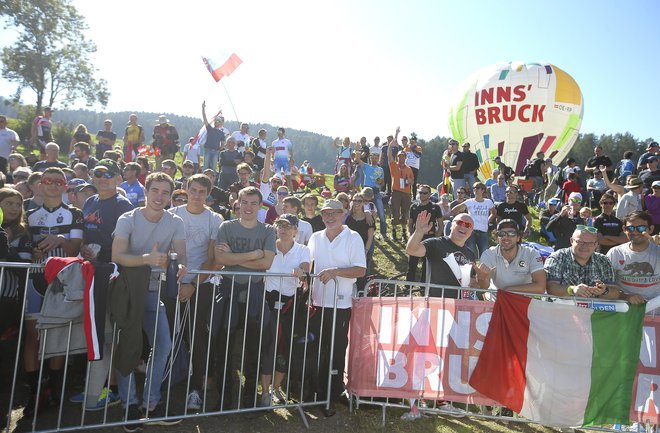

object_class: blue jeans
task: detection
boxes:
[466,230,490,258]
[116,291,172,409]
[203,148,219,172]
[464,172,477,196]
[371,190,387,235]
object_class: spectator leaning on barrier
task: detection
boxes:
[544,225,620,300]
[406,212,476,299]
[213,186,276,409]
[476,219,546,299]
[607,210,659,304]
[111,171,187,426]
[168,174,223,412]
[308,198,366,417]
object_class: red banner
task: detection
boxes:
[347,296,660,424]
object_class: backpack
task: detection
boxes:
[554,166,566,186]
[616,159,635,178]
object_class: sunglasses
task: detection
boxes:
[570,198,582,203]
[496,230,518,238]
[93,170,116,179]
[454,220,473,230]
[173,197,188,203]
[625,225,648,233]
[576,224,598,234]
[41,178,66,186]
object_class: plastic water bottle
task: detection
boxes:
[165,252,179,299]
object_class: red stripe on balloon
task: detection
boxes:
[540,135,556,154]
[498,141,504,157]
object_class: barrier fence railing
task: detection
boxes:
[0,262,339,432]
[349,278,654,433]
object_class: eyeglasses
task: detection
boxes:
[576,225,598,234]
[454,219,473,229]
[625,225,648,233]
[496,230,518,238]
[572,239,598,247]
[93,170,116,179]
[40,178,66,186]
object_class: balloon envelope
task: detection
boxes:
[448,61,583,179]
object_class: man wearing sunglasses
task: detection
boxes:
[476,219,546,299]
[406,212,476,299]
[545,225,619,300]
[593,193,626,254]
[24,167,83,414]
[607,211,659,304]
[546,192,587,249]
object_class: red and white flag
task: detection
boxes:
[202,53,242,82]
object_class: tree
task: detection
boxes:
[0,0,109,112]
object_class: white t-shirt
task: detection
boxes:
[463,198,495,232]
[183,143,201,163]
[607,242,660,301]
[308,227,366,309]
[265,242,311,297]
[258,182,277,222]
[296,219,313,245]
[0,128,19,159]
[168,206,223,283]
[271,138,293,160]
[231,131,250,154]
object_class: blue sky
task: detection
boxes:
[0,0,658,142]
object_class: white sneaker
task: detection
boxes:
[272,388,286,404]
[438,402,466,418]
[186,390,202,411]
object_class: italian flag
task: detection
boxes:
[469,290,644,428]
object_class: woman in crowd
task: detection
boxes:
[260,213,310,406]
[345,192,375,290]
[333,163,352,195]
[136,156,151,186]
[0,188,31,348]
[265,185,289,224]
[70,124,93,155]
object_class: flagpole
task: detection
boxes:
[221,81,240,123]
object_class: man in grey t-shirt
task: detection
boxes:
[213,186,276,409]
[476,219,547,299]
[112,172,187,425]
[167,174,223,411]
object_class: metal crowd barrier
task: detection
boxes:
[0,263,340,432]
[350,278,649,433]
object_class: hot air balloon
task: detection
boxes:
[448,61,583,180]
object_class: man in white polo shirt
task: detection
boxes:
[308,199,366,417]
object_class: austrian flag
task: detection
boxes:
[469,290,644,428]
[202,53,242,82]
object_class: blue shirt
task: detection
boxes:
[83,193,134,262]
[362,163,384,188]
[119,180,145,207]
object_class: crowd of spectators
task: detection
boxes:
[0,109,658,429]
